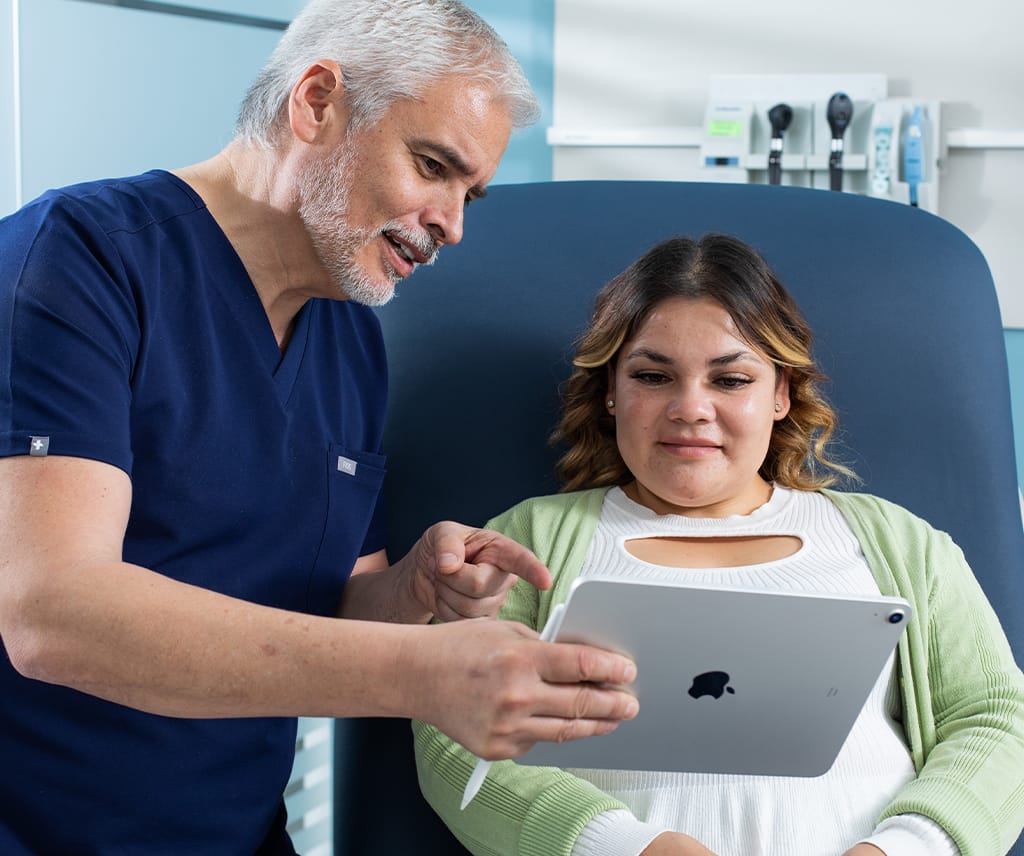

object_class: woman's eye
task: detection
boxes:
[716,375,754,389]
[631,371,669,385]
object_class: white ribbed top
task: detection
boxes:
[567,486,957,856]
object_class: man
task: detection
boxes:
[0,1,638,853]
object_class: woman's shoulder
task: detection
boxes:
[819,488,944,537]
[487,486,611,529]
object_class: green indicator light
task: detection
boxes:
[708,120,743,137]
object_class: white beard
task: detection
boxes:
[297,143,401,307]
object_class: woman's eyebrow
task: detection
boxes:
[622,346,672,364]
[623,348,758,367]
[708,350,757,367]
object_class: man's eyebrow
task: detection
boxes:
[414,139,489,199]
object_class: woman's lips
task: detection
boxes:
[659,439,721,457]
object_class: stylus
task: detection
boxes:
[460,603,566,810]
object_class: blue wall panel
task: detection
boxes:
[135,0,303,17]
[18,0,281,203]
[466,0,554,184]
[0,0,17,213]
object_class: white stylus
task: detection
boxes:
[460,604,566,810]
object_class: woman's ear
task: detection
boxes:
[773,367,792,421]
[288,60,349,144]
[605,363,616,413]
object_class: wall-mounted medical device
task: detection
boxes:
[767,103,793,186]
[699,75,943,212]
[700,101,753,182]
[826,93,854,191]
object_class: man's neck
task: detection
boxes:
[173,142,330,350]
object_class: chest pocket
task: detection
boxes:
[307,444,387,614]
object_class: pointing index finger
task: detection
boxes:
[460,529,552,591]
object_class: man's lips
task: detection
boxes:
[384,230,434,265]
[382,234,416,277]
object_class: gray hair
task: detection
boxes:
[235,0,540,145]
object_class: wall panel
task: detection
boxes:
[17,0,282,204]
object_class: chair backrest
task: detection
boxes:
[334,180,1024,855]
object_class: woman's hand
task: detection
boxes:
[841,845,886,856]
[641,831,718,855]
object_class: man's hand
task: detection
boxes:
[842,846,886,856]
[402,521,552,622]
[406,618,639,759]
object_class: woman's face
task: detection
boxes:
[607,296,790,518]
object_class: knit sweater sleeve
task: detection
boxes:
[411,489,629,856]
[826,490,1024,856]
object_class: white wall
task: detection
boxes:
[551,0,1024,327]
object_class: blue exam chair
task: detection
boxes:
[334,180,1024,855]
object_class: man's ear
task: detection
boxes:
[288,60,349,144]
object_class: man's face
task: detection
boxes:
[298,75,513,306]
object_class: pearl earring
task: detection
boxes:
[774,402,782,412]
[607,399,615,409]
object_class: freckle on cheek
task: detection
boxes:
[261,644,277,657]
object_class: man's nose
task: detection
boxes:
[423,191,465,247]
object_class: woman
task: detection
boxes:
[412,234,1024,856]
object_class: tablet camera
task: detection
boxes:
[887,609,905,624]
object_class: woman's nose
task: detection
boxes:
[667,385,713,422]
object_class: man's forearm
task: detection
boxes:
[337,556,432,624]
[5,555,420,719]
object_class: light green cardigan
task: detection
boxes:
[413,488,1024,856]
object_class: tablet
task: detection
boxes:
[517,577,911,777]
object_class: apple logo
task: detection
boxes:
[687,671,735,699]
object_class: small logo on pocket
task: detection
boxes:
[337,456,358,476]
[29,436,50,456]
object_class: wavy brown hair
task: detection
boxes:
[553,234,856,492]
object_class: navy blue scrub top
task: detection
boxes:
[0,171,388,855]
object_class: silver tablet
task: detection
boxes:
[518,577,911,777]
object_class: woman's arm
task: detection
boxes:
[831,491,1024,855]
[412,572,632,856]
[413,492,657,856]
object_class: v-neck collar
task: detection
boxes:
[272,301,312,403]
[157,170,315,405]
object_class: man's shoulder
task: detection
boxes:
[9,170,205,237]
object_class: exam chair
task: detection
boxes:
[333,180,1024,855]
